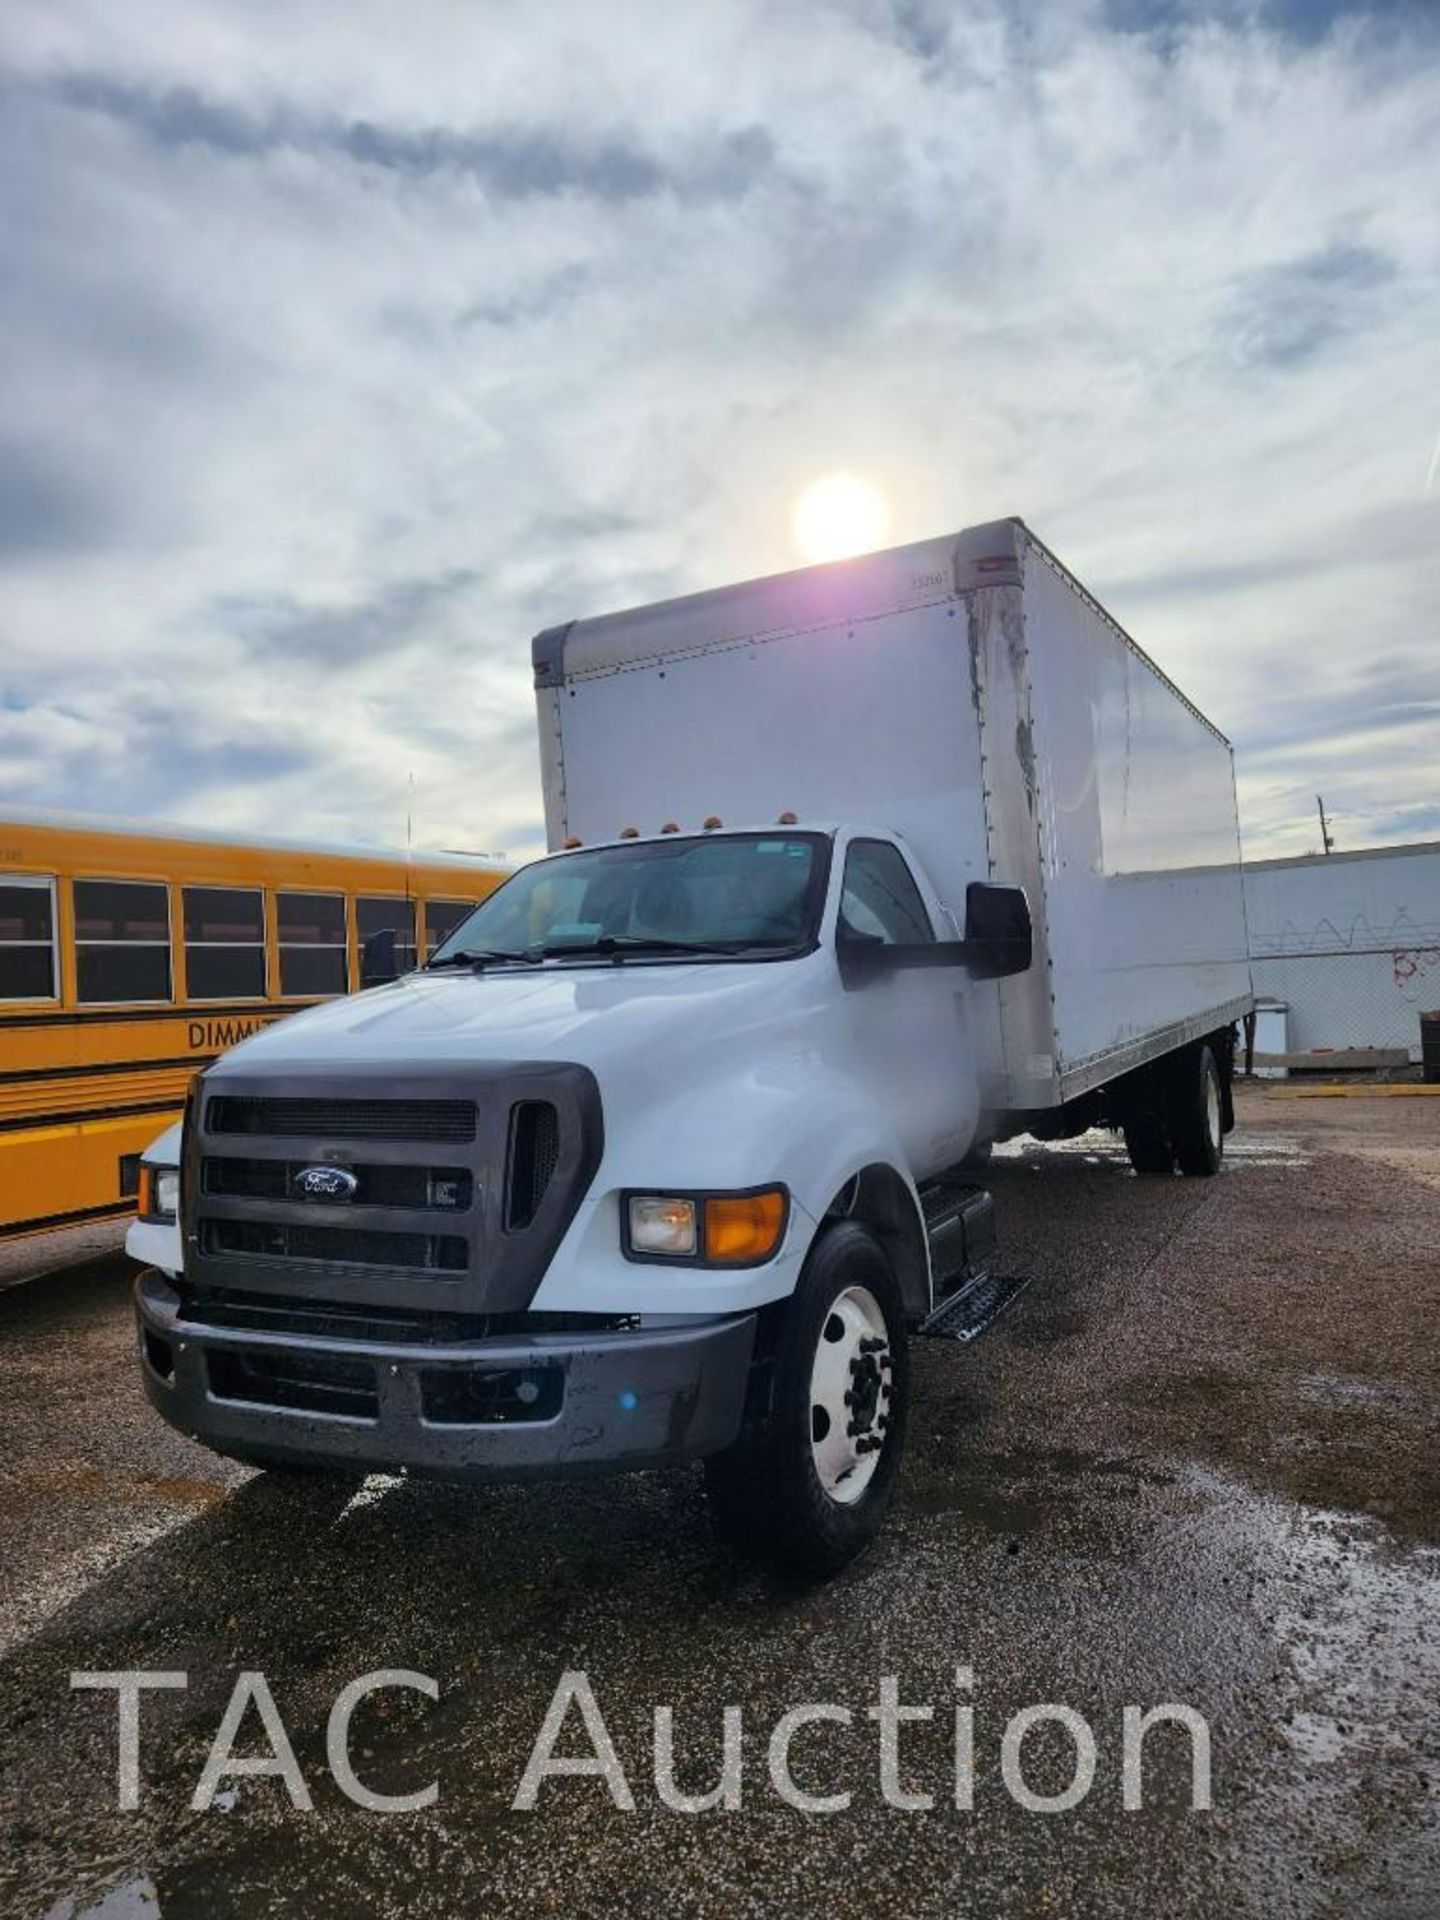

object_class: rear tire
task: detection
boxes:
[1121,1077,1174,1175]
[1168,1043,1225,1177]
[705,1221,909,1579]
[1123,1115,1173,1175]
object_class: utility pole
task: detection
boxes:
[1316,794,1335,856]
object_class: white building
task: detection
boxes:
[1243,840,1440,1063]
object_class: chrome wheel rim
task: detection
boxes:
[1205,1069,1222,1151]
[809,1284,892,1504]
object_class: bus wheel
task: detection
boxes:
[1167,1044,1225,1177]
[705,1221,909,1579]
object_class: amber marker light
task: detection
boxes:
[703,815,723,831]
[703,1189,788,1265]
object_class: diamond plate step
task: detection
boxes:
[919,1269,1032,1343]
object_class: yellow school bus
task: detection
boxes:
[0,811,507,1240]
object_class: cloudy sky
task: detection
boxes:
[2,0,1437,863]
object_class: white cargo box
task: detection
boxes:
[534,517,1252,1114]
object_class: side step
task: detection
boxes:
[919,1269,1032,1343]
[917,1179,1030,1342]
[920,1181,997,1290]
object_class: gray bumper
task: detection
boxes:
[134,1272,756,1480]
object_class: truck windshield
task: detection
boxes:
[428,832,831,967]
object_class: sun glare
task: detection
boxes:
[792,474,891,564]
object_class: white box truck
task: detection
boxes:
[132,518,1252,1574]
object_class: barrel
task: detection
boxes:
[1422,1010,1440,1084]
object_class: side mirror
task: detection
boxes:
[360,928,398,989]
[964,882,1032,980]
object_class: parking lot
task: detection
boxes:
[2,1085,1436,1920]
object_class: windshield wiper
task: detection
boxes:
[425,948,528,971]
[532,935,781,961]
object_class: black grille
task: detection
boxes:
[506,1101,559,1230]
[203,1217,468,1273]
[203,1157,472,1211]
[208,1347,378,1420]
[182,1287,634,1346]
[208,1096,476,1143]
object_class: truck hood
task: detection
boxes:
[209,960,818,1080]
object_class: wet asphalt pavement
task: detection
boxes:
[1,1086,1437,1919]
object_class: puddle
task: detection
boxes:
[45,1875,161,1920]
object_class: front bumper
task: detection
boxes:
[134,1271,756,1480]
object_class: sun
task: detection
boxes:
[792,474,891,564]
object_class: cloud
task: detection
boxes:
[51,72,778,204]
[0,435,113,556]
[1225,242,1395,369]
[0,0,1437,868]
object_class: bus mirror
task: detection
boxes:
[360,928,398,989]
[963,883,1032,980]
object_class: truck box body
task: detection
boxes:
[535,517,1252,1116]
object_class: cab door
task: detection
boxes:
[836,838,976,1178]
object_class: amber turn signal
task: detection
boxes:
[703,1189,787,1265]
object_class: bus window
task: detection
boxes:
[356,897,417,982]
[424,899,475,958]
[74,880,173,1004]
[0,877,56,1001]
[277,891,347,997]
[183,886,267,1000]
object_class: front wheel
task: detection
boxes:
[705,1221,910,1578]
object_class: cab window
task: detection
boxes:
[838,840,934,946]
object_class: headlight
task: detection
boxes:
[139,1164,180,1223]
[627,1195,697,1257]
[624,1188,788,1266]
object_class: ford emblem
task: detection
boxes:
[293,1165,359,1202]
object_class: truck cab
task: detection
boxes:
[133,822,1028,1575]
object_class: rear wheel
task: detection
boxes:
[1168,1043,1225,1177]
[705,1221,909,1578]
[1122,1098,1174,1175]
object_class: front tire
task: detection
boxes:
[705,1222,909,1578]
